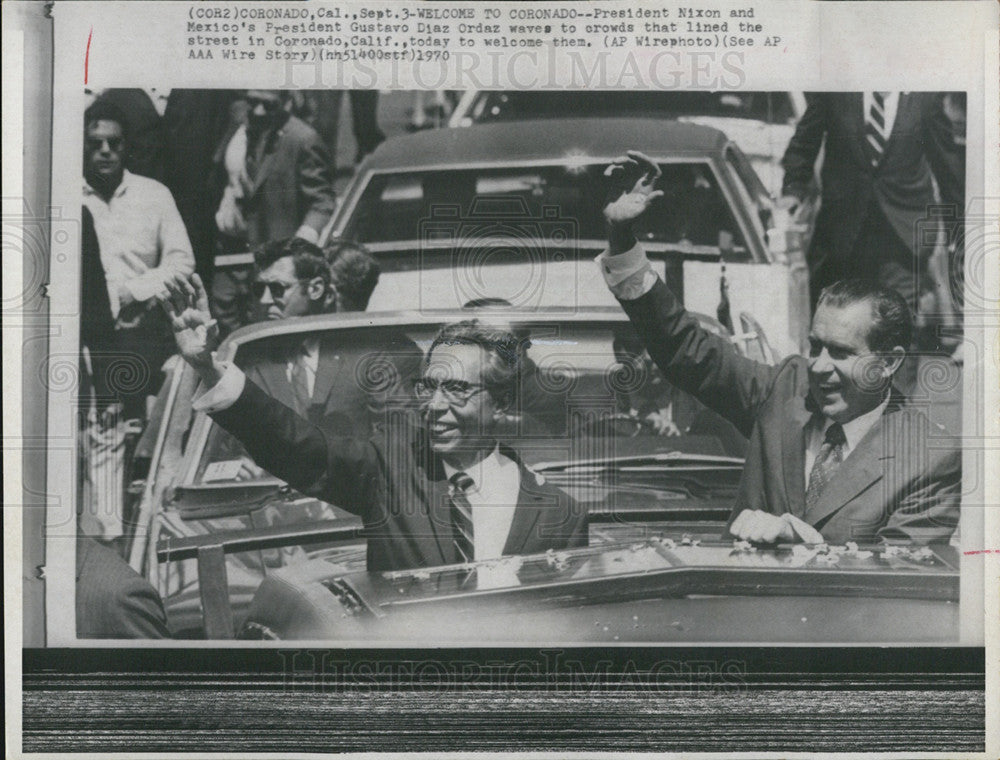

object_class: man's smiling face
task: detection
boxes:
[807,299,894,423]
[420,343,500,464]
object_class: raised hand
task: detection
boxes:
[603,150,665,227]
[160,273,219,374]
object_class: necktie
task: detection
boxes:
[865,92,889,167]
[804,422,846,516]
[449,471,475,563]
[289,347,311,417]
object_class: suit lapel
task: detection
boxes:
[311,342,344,412]
[782,397,814,517]
[502,465,547,556]
[804,412,892,528]
[418,439,459,566]
[255,360,296,411]
[248,127,280,195]
[847,92,872,168]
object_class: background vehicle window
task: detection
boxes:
[343,164,750,259]
[470,91,796,125]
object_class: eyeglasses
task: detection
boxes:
[252,280,300,300]
[86,136,124,152]
[412,377,488,406]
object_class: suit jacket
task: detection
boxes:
[212,379,589,572]
[620,278,960,544]
[76,536,171,638]
[214,114,336,247]
[782,92,959,262]
[243,332,425,438]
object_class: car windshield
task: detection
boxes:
[193,320,747,493]
[466,91,797,125]
[341,162,750,258]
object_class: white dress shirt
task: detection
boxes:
[83,170,195,318]
[442,446,521,562]
[804,397,891,481]
[286,337,320,399]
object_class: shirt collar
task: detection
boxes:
[818,395,891,452]
[83,169,132,199]
[442,444,506,491]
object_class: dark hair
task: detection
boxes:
[84,100,128,140]
[254,237,331,295]
[324,239,380,312]
[428,319,522,403]
[817,279,913,352]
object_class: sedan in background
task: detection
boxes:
[326,117,810,357]
[448,90,806,196]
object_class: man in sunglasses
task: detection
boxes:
[82,99,195,416]
[162,274,588,572]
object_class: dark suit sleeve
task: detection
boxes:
[296,133,337,236]
[781,93,827,201]
[76,537,171,639]
[877,445,961,544]
[210,378,380,519]
[921,93,965,210]
[619,278,782,437]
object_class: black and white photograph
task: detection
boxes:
[6,0,998,756]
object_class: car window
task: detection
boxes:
[468,91,797,125]
[192,320,746,488]
[342,163,751,259]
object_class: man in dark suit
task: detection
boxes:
[241,238,421,437]
[598,152,960,545]
[162,275,587,571]
[76,536,170,638]
[780,92,960,314]
[211,90,337,335]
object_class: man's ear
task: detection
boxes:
[306,276,326,303]
[881,346,906,379]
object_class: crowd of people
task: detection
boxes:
[76,88,411,542]
[75,89,967,638]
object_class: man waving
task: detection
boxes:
[597,152,959,545]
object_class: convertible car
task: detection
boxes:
[125,308,959,643]
[324,117,811,357]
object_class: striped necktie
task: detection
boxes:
[804,422,846,518]
[865,92,889,167]
[449,471,475,563]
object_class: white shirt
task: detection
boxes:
[83,170,195,318]
[442,446,521,562]
[863,91,901,138]
[285,337,320,399]
[804,397,890,481]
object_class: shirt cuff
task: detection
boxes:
[294,225,319,245]
[192,362,246,413]
[123,277,160,305]
[595,244,658,301]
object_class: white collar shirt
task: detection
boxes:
[442,446,521,562]
[82,170,195,318]
[284,337,320,399]
[804,396,891,481]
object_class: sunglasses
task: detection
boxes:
[412,377,489,406]
[86,136,124,152]
[252,280,300,300]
